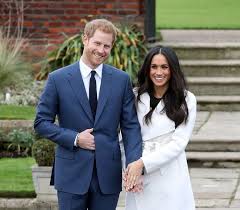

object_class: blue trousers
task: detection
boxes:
[57,161,120,210]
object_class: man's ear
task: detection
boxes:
[82,34,88,45]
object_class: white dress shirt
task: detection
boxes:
[79,58,102,99]
[74,58,103,146]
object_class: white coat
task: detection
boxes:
[125,91,197,210]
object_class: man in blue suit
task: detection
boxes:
[34,19,142,210]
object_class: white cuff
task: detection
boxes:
[74,133,79,147]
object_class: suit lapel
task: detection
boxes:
[67,62,93,122]
[94,64,112,125]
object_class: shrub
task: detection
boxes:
[0,129,5,150]
[0,77,45,106]
[0,30,30,90]
[0,129,4,140]
[7,129,35,156]
[36,24,147,84]
[0,0,31,91]
[32,139,55,166]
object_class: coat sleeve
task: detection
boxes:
[34,73,77,151]
[118,131,126,169]
[141,92,197,174]
[120,76,142,166]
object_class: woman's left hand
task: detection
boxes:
[125,159,144,191]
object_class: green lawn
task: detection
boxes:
[0,105,35,120]
[156,0,240,29]
[0,157,36,197]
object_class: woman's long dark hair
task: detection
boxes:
[137,46,189,127]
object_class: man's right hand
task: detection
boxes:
[77,128,95,150]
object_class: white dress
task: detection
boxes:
[125,91,197,210]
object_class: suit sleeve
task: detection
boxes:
[34,74,77,151]
[120,76,142,166]
[141,92,197,174]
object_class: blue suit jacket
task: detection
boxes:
[34,62,142,195]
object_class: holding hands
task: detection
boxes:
[123,159,144,192]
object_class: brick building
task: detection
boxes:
[0,0,145,62]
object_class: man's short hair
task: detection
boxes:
[83,19,118,43]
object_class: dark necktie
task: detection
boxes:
[89,70,97,119]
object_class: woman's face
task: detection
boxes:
[149,53,171,91]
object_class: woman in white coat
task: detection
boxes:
[124,46,197,210]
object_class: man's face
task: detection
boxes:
[82,29,113,69]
